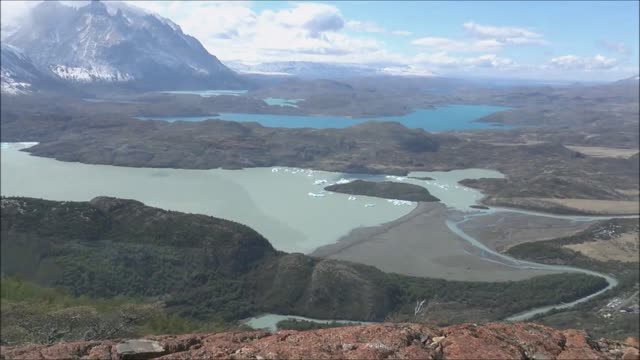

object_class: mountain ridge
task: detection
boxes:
[2,0,246,92]
[0,196,607,329]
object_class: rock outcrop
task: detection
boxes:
[2,322,638,360]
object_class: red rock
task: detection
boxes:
[622,347,640,360]
[556,329,601,360]
[626,337,640,349]
[0,322,636,360]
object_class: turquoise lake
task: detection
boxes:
[263,97,304,107]
[137,104,510,131]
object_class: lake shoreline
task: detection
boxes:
[135,104,511,131]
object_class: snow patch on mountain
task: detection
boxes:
[50,65,133,82]
[1,44,38,95]
[4,0,244,90]
[1,71,31,95]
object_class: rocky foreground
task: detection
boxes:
[2,323,639,360]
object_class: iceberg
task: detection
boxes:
[313,179,328,185]
[348,196,357,201]
[387,199,415,206]
[1,142,39,149]
[308,192,325,197]
[335,178,354,184]
[364,203,376,207]
[385,175,406,181]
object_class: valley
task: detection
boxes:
[0,196,614,346]
[0,0,638,355]
[1,79,637,344]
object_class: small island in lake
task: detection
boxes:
[325,180,440,202]
[470,205,490,210]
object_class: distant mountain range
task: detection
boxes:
[1,0,245,94]
[614,74,640,84]
[228,61,436,79]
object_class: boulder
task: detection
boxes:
[116,339,165,360]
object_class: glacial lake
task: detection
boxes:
[137,104,510,131]
[1,143,500,254]
[263,97,304,107]
[244,314,370,332]
[2,144,622,323]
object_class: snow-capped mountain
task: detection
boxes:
[228,61,434,79]
[1,44,50,95]
[4,0,245,90]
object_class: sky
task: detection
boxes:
[1,0,639,81]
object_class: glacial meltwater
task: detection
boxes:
[1,143,501,254]
[137,104,510,131]
[3,143,626,320]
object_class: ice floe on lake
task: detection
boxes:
[387,199,415,206]
[1,142,38,149]
[335,178,354,184]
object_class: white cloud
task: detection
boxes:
[463,54,513,68]
[412,52,513,69]
[267,3,344,37]
[549,54,618,70]
[0,1,36,38]
[116,1,389,64]
[346,20,385,33]
[413,52,460,67]
[412,21,544,56]
[463,21,546,45]
[412,37,503,53]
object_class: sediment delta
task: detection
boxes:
[312,203,561,282]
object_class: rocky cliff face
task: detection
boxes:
[3,0,245,91]
[1,322,638,360]
[0,44,59,95]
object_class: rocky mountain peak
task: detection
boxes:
[87,0,108,13]
[2,0,246,91]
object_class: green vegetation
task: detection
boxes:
[0,196,613,345]
[325,180,440,202]
[507,219,639,340]
[0,277,228,346]
[385,272,607,321]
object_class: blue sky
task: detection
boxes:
[2,1,638,81]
